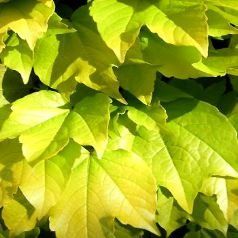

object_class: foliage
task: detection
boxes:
[1,0,238,237]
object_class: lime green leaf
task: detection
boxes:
[46,13,76,35]
[2,190,37,236]
[0,65,8,107]
[90,0,208,62]
[226,179,238,229]
[0,0,54,50]
[0,91,110,162]
[0,91,69,158]
[0,91,68,140]
[71,6,123,102]
[19,141,87,219]
[207,0,238,37]
[184,229,225,238]
[34,6,123,101]
[191,194,228,234]
[0,34,33,84]
[0,70,32,106]
[0,139,25,207]
[161,99,238,211]
[193,49,238,77]
[113,222,144,238]
[115,62,157,104]
[134,30,209,79]
[154,80,193,103]
[200,177,228,220]
[207,10,238,37]
[156,188,188,235]
[109,100,238,213]
[50,150,158,238]
[0,31,6,53]
[68,93,110,157]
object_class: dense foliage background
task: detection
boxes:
[1,0,238,237]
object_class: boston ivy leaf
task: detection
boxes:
[68,93,110,157]
[2,190,37,236]
[18,141,88,220]
[72,6,123,102]
[46,13,76,35]
[50,149,158,238]
[0,0,54,50]
[90,0,208,62]
[157,189,228,235]
[207,0,238,37]
[0,139,25,207]
[156,188,188,235]
[184,229,225,238]
[191,194,228,234]
[207,10,238,37]
[154,80,193,103]
[226,179,238,229]
[109,99,238,213]
[0,34,33,84]
[0,65,8,107]
[193,48,238,77]
[115,62,157,105]
[131,30,210,80]
[200,177,228,220]
[0,91,110,162]
[34,6,123,101]
[113,221,144,238]
[0,70,33,108]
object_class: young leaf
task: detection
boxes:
[0,91,110,162]
[90,0,208,62]
[50,150,158,238]
[19,141,88,220]
[34,6,123,101]
[0,0,54,50]
[109,100,238,213]
[0,34,33,84]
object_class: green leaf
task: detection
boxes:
[207,10,238,37]
[0,34,33,84]
[68,93,111,157]
[156,188,188,235]
[109,100,238,213]
[0,91,110,162]
[184,229,225,238]
[226,179,238,229]
[2,190,37,236]
[0,65,8,107]
[115,62,157,105]
[50,149,158,238]
[132,30,209,79]
[34,6,123,101]
[0,139,25,207]
[0,70,32,105]
[191,194,228,234]
[46,13,76,35]
[19,141,88,219]
[90,0,208,62]
[113,222,143,238]
[207,0,238,37]
[200,177,228,220]
[193,49,238,77]
[0,0,54,50]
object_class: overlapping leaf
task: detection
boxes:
[34,6,123,101]
[0,91,110,162]
[0,0,54,52]
[90,0,208,62]
[109,100,238,213]
[50,149,158,238]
